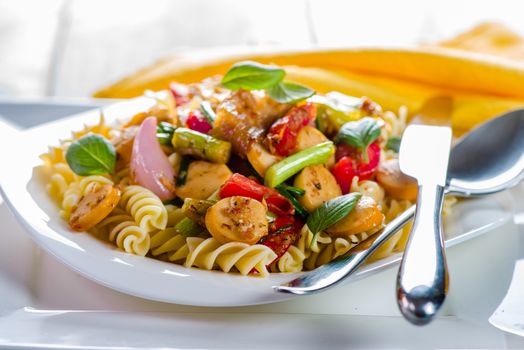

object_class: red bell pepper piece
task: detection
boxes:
[266,103,316,156]
[219,174,294,216]
[186,110,212,134]
[261,215,303,264]
[332,142,381,194]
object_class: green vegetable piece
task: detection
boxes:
[175,217,206,237]
[335,117,381,163]
[176,155,191,186]
[264,141,335,188]
[221,61,285,90]
[65,134,116,176]
[157,133,172,145]
[310,93,363,130]
[307,192,361,245]
[277,184,305,197]
[157,122,176,145]
[171,128,231,164]
[159,121,176,133]
[267,81,315,104]
[386,136,402,153]
[182,198,216,226]
[275,184,309,218]
[200,101,216,124]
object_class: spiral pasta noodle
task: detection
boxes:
[119,185,168,232]
[96,208,151,256]
[276,245,306,273]
[149,205,189,262]
[150,228,190,262]
[185,237,277,276]
[45,163,78,202]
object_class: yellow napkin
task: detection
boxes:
[94,22,524,132]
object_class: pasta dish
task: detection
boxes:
[40,61,453,277]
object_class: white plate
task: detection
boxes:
[0,97,518,307]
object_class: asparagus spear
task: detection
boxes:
[182,198,216,226]
[174,217,206,237]
[157,122,176,145]
[264,141,335,188]
[172,128,231,164]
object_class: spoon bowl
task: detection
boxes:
[447,109,524,196]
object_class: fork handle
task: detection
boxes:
[396,183,448,325]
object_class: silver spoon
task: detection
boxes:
[274,108,524,298]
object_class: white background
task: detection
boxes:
[1,0,524,97]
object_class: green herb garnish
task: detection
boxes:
[221,61,315,104]
[65,134,116,176]
[221,61,285,90]
[267,81,315,104]
[307,192,361,245]
[335,117,380,163]
[386,136,401,153]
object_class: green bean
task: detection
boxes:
[264,141,335,188]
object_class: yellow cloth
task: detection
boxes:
[94,22,524,132]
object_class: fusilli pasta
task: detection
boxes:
[96,208,151,256]
[185,237,277,276]
[119,185,168,232]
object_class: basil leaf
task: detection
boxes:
[267,81,315,104]
[66,134,116,176]
[221,61,285,90]
[307,192,361,244]
[386,136,401,153]
[335,117,380,162]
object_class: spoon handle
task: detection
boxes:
[274,205,416,295]
[396,184,448,325]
